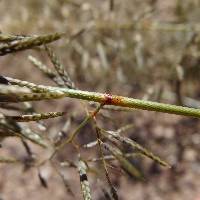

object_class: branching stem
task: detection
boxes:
[4,78,200,118]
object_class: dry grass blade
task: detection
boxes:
[102,142,143,179]
[6,112,66,122]
[77,159,92,200]
[0,115,48,147]
[0,32,64,56]
[115,124,134,134]
[96,126,118,200]
[105,130,170,168]
[87,152,138,163]
[83,140,98,148]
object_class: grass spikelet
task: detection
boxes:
[77,158,92,200]
[0,33,29,43]
[0,84,31,94]
[0,91,66,103]
[28,55,65,87]
[28,55,57,79]
[0,32,64,56]
[6,111,66,122]
[6,77,54,93]
[45,45,75,89]
[0,84,31,102]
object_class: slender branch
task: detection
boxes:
[3,78,200,118]
[36,104,103,166]
[55,104,103,151]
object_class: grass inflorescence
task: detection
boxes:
[1,6,200,197]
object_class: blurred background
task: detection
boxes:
[0,0,200,199]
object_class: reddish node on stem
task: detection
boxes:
[104,93,123,105]
[104,93,113,104]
